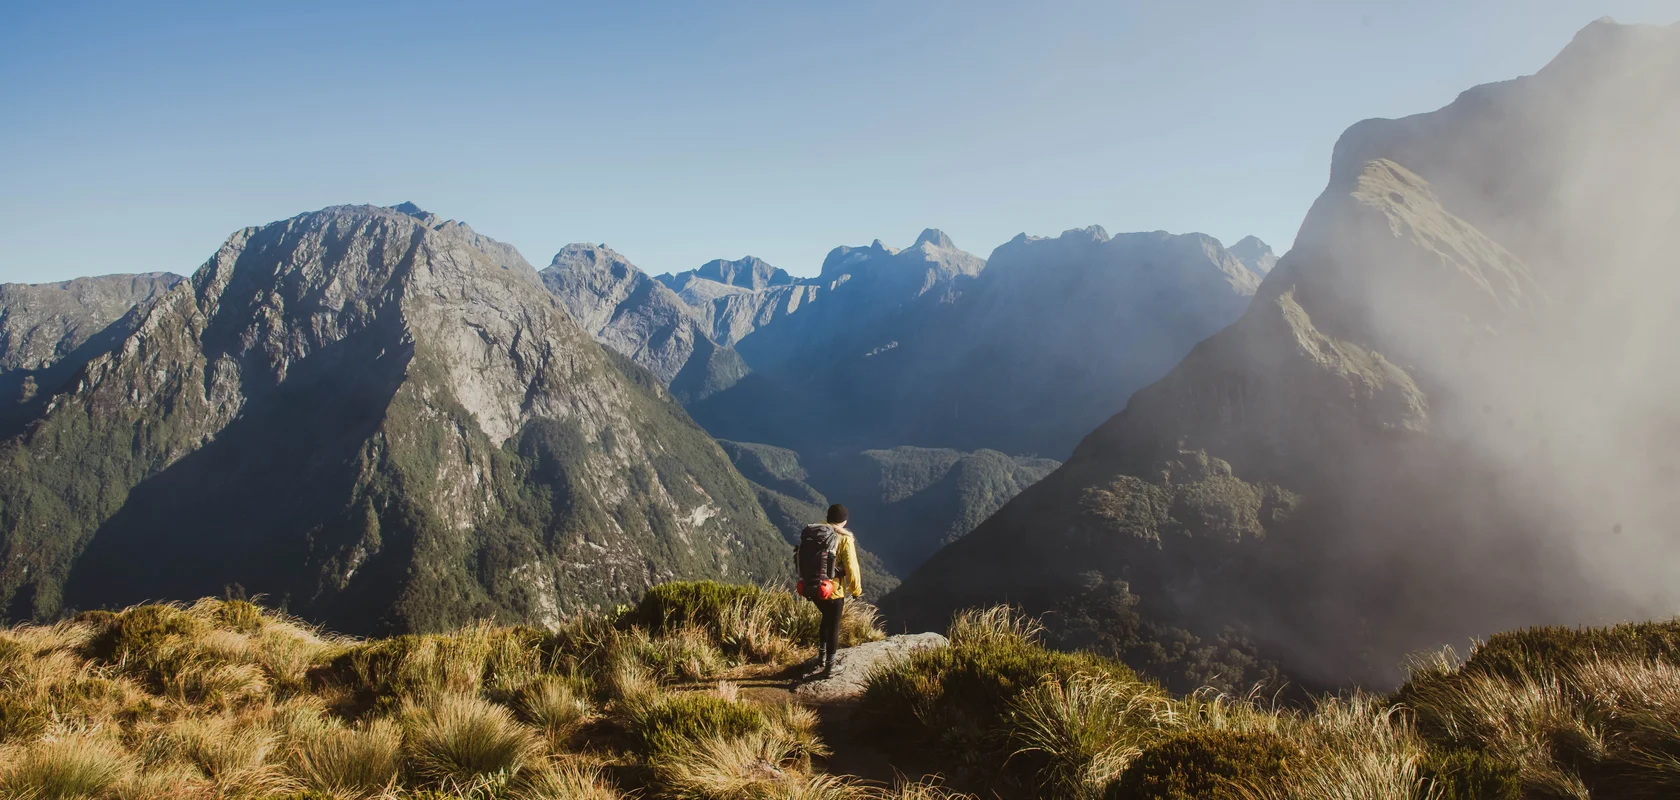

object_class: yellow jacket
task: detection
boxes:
[833,525,864,599]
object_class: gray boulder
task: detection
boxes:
[794,632,948,703]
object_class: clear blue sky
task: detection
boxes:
[2,1,1675,283]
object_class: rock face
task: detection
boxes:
[0,273,183,433]
[794,632,948,703]
[556,234,982,396]
[884,19,1680,689]
[694,228,1262,458]
[0,204,790,633]
[540,244,749,402]
[658,256,794,294]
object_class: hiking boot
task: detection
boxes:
[798,647,827,679]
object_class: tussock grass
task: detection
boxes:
[0,736,133,799]
[401,692,542,787]
[289,717,403,796]
[150,713,297,797]
[856,605,1680,800]
[626,581,886,663]
[1010,672,1178,798]
[516,675,594,748]
[652,728,818,799]
[1394,641,1680,800]
[858,605,1141,787]
[517,760,624,799]
[13,586,1680,800]
[618,625,727,683]
[3,589,866,800]
[623,693,771,761]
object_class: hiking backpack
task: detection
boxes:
[795,523,842,601]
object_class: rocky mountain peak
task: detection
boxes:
[390,201,431,220]
[1228,236,1278,275]
[548,242,636,279]
[1065,225,1111,243]
[914,228,955,250]
[691,256,794,290]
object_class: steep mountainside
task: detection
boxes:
[720,441,1058,578]
[694,229,1262,458]
[0,205,789,634]
[884,19,1680,688]
[539,243,749,402]
[0,273,182,434]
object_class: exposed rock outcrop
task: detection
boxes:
[794,632,948,703]
[0,273,182,433]
[540,243,748,402]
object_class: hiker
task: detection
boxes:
[795,503,863,678]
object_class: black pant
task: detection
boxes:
[815,596,845,661]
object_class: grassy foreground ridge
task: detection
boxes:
[2,582,1678,799]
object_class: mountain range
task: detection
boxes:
[0,205,790,634]
[1,18,1671,694]
[547,225,1266,460]
[882,17,1680,688]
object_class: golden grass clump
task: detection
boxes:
[1009,672,1179,798]
[289,717,403,797]
[147,713,296,797]
[516,674,595,748]
[0,735,135,799]
[517,760,624,800]
[402,692,542,788]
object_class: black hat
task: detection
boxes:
[826,504,849,524]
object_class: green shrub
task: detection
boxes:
[319,625,550,714]
[622,693,768,761]
[1106,729,1296,800]
[616,626,726,682]
[80,604,207,692]
[858,605,1137,782]
[620,581,883,666]
[1419,748,1522,800]
[206,598,266,634]
[623,582,763,636]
